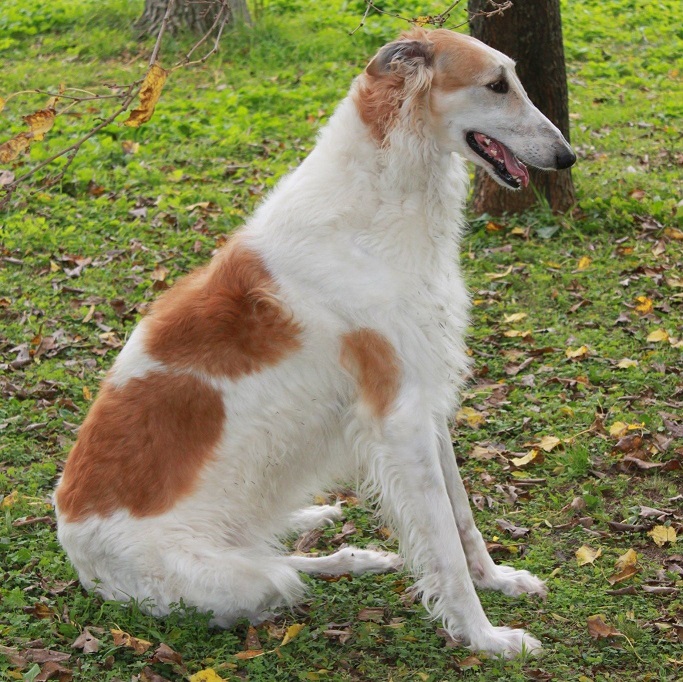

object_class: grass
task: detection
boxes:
[1,0,682,680]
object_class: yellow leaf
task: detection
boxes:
[646,328,669,343]
[456,406,486,428]
[617,358,638,368]
[124,62,168,128]
[189,670,226,682]
[0,97,5,112]
[538,435,561,452]
[82,385,92,401]
[577,256,592,270]
[565,345,589,359]
[634,296,653,315]
[503,329,532,338]
[121,140,140,155]
[485,265,512,280]
[413,15,430,27]
[281,623,305,646]
[615,548,638,571]
[576,544,602,566]
[0,131,32,163]
[648,525,677,547]
[511,449,541,468]
[110,628,152,654]
[485,221,503,232]
[664,227,683,240]
[1,490,19,508]
[23,107,56,141]
[503,312,528,324]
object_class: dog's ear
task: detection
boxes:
[366,36,435,78]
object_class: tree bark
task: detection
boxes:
[136,0,251,36]
[468,0,575,215]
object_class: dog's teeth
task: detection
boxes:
[483,136,491,145]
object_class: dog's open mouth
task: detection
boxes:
[466,131,530,189]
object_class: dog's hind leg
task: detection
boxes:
[436,419,546,599]
[287,546,402,576]
[287,501,343,533]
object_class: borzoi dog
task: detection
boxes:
[55,28,575,657]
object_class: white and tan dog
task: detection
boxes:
[55,28,575,657]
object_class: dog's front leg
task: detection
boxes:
[356,390,541,658]
[436,418,547,599]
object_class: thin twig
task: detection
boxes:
[148,0,176,66]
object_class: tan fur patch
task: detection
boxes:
[429,30,495,91]
[56,371,225,521]
[340,329,400,418]
[354,28,496,142]
[145,237,302,378]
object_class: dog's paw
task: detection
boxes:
[470,626,542,659]
[289,503,343,532]
[338,546,403,574]
[475,565,547,599]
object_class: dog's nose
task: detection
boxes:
[556,147,577,170]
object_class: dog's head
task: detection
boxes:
[356,28,576,188]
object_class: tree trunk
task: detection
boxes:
[468,0,575,215]
[136,0,251,36]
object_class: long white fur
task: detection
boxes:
[56,31,575,658]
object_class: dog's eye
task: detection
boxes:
[487,79,509,94]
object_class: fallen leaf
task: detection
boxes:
[124,62,168,127]
[485,265,513,280]
[646,328,669,343]
[577,256,592,270]
[510,449,542,468]
[233,649,265,660]
[188,670,226,682]
[71,628,100,653]
[648,525,677,547]
[110,629,152,654]
[457,655,482,668]
[504,312,528,324]
[149,643,184,668]
[617,358,638,368]
[455,406,486,428]
[281,623,305,645]
[565,345,589,360]
[357,608,385,623]
[538,435,561,452]
[634,296,653,315]
[35,660,73,681]
[664,227,683,240]
[496,518,530,539]
[607,549,639,585]
[587,614,622,639]
[576,545,602,566]
[122,140,140,154]
[469,444,500,460]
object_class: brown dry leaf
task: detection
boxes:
[71,628,100,653]
[537,435,561,452]
[576,544,602,566]
[244,626,262,652]
[457,655,483,669]
[358,607,386,623]
[140,666,172,682]
[0,131,33,163]
[664,227,683,240]
[587,614,622,639]
[122,140,140,154]
[151,263,169,282]
[496,518,530,539]
[648,525,677,547]
[23,107,56,141]
[124,62,168,127]
[485,221,503,232]
[233,649,265,660]
[110,628,152,654]
[280,623,305,646]
[149,643,184,668]
[470,444,499,460]
[30,602,55,619]
[35,660,73,682]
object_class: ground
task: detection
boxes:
[0,0,682,680]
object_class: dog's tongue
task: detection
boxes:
[499,144,530,188]
[474,133,530,187]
